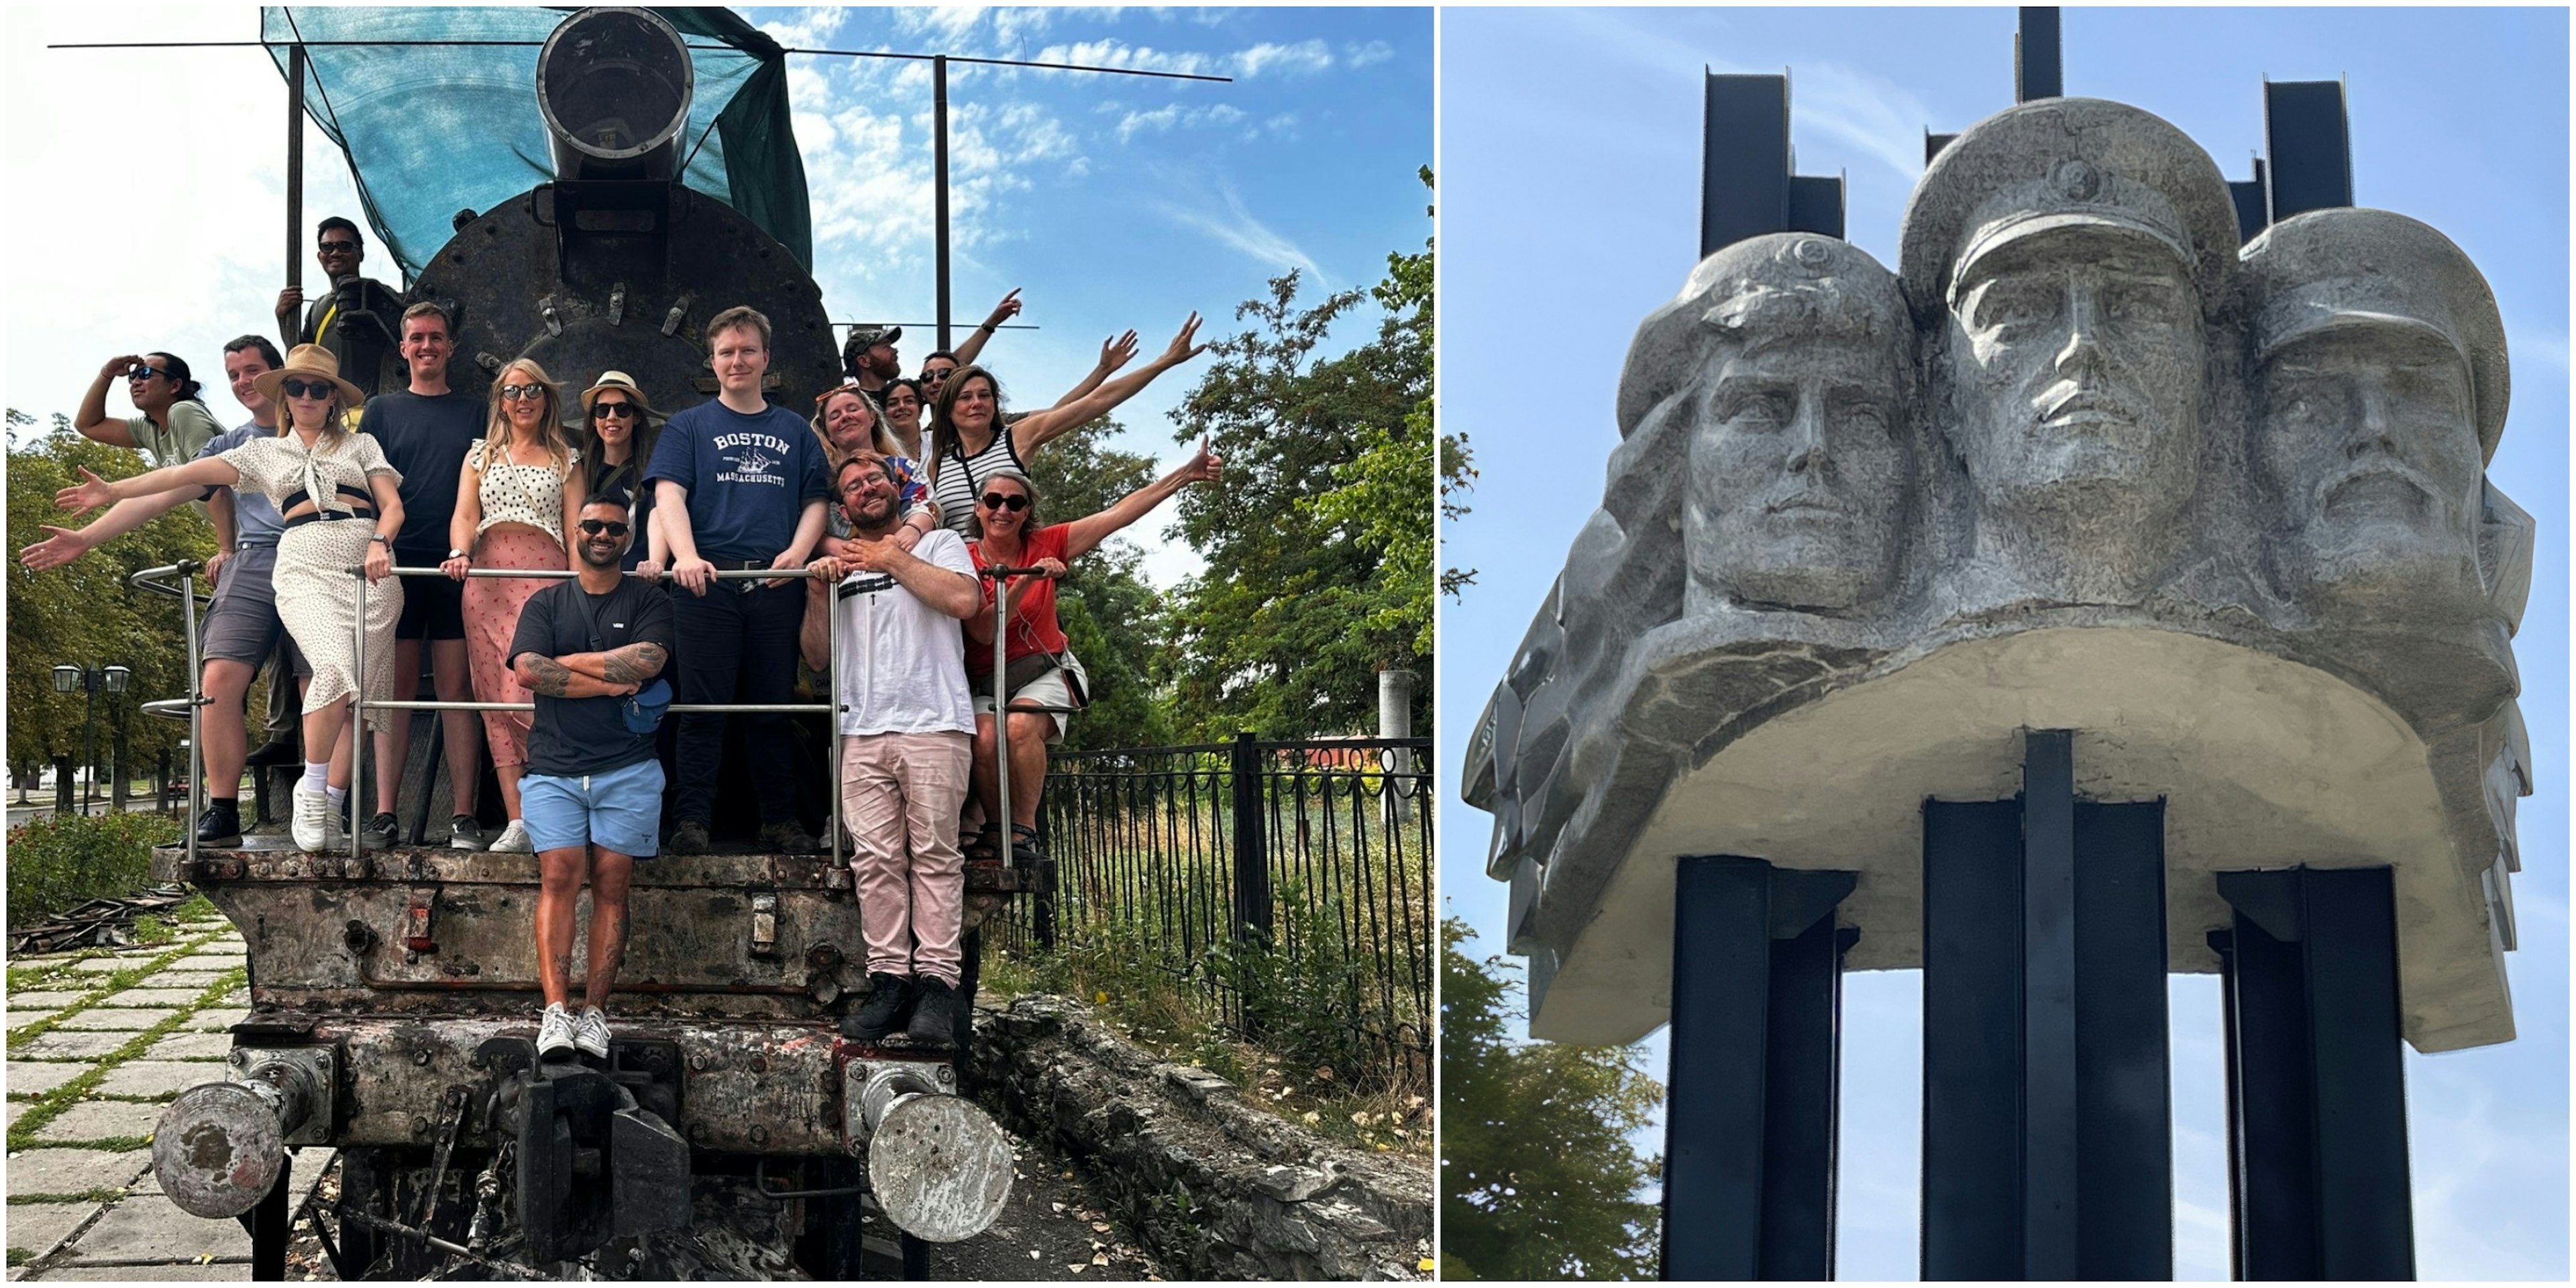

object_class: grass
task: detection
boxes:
[7,924,246,1153]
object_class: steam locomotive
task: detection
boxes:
[145,9,1026,1279]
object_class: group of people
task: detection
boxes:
[28,217,1222,1057]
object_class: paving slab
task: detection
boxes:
[92,1063,211,1102]
[56,1194,249,1263]
[1,1201,97,1258]
[5,1013,61,1033]
[211,991,249,1008]
[5,1103,25,1129]
[5,994,91,1011]
[7,1063,90,1097]
[59,961,125,977]
[93,991,200,1008]
[13,1032,130,1061]
[140,1032,230,1061]
[163,958,242,974]
[5,1149,149,1198]
[51,1010,175,1032]
[33,1266,250,1281]
[134,974,225,991]
[185,1011,249,1032]
[31,1099,162,1144]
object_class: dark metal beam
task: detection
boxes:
[1701,74,1791,259]
[2073,802,2171,1280]
[2263,80,2354,221]
[2021,731,2079,1280]
[2017,8,2063,101]
[1922,798,2023,1281]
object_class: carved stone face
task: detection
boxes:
[1947,227,2204,522]
[2259,325,2483,601]
[1687,334,1909,611]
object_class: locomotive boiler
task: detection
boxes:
[144,9,1028,1279]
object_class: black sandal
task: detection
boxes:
[1008,822,1047,869]
[963,822,1003,865]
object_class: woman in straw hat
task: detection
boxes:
[574,370,667,574]
[56,343,405,853]
[439,358,586,854]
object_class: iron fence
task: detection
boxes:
[990,733,1434,1089]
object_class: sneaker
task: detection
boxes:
[536,1004,576,1060]
[359,812,400,850]
[448,816,488,851]
[839,973,918,1044]
[572,1007,612,1059]
[758,821,820,855]
[489,819,533,853]
[243,736,301,768]
[290,781,333,853]
[905,976,965,1049]
[667,819,712,855]
[195,800,244,847]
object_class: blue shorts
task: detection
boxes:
[521,759,665,858]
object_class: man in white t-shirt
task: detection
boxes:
[798,453,983,1048]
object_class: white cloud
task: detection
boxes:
[1234,39,1334,78]
[1032,40,1214,78]
[755,7,852,51]
[1150,180,1323,281]
[1114,101,1244,144]
[1345,40,1395,69]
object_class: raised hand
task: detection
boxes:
[1098,330,1140,373]
[1158,313,1208,367]
[19,526,93,572]
[56,467,118,513]
[984,288,1024,329]
[98,355,142,382]
[1179,436,1223,486]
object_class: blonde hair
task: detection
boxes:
[809,384,904,470]
[274,392,353,446]
[481,359,574,474]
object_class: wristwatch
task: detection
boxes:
[369,533,391,546]
[447,547,467,559]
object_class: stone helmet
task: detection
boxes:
[1898,97,2241,324]
[2241,207,2510,464]
[1613,233,1910,439]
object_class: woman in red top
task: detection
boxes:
[965,442,1220,861]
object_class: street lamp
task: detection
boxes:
[53,664,131,812]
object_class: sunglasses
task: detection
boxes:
[279,377,337,400]
[978,492,1030,513]
[576,519,630,537]
[591,402,635,419]
[498,384,547,401]
[126,366,169,382]
[318,240,361,255]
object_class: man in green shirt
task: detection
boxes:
[72,352,221,469]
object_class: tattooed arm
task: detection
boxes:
[513,651,636,699]
[551,641,669,684]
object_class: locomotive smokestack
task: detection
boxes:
[537,7,694,183]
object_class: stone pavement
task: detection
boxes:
[3,907,327,1281]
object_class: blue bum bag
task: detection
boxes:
[623,678,673,735]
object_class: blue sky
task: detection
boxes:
[1440,7,2567,1280]
[3,5,1432,585]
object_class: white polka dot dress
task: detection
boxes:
[221,430,407,731]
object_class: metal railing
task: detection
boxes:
[989,734,1434,1088]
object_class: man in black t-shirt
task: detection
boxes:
[358,302,488,849]
[509,495,675,1060]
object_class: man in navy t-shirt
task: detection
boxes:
[645,305,830,853]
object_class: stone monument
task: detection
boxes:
[1464,62,2532,1285]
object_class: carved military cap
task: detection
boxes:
[2243,207,2510,464]
[1898,97,2241,321]
[1613,233,1907,438]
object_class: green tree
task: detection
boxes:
[1442,918,1663,1280]
[1162,172,1435,739]
[7,420,212,784]
[1016,414,1174,751]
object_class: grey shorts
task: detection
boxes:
[201,545,311,678]
[973,667,1073,743]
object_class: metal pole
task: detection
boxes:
[990,564,1010,852]
[1377,669,1414,822]
[184,580,203,863]
[83,680,99,812]
[285,42,305,344]
[827,568,842,871]
[350,568,366,865]
[934,55,951,353]
[2022,730,2078,1281]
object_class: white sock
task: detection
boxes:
[326,785,348,811]
[301,762,329,791]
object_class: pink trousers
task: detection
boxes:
[839,731,972,985]
[462,529,565,770]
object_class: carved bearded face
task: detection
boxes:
[1947,226,2204,522]
[1687,332,1910,612]
[2259,324,2483,601]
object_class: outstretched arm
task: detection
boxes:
[1059,439,1222,561]
[56,458,240,513]
[951,288,1021,368]
[1048,330,1139,412]
[1008,314,1206,460]
[19,484,204,572]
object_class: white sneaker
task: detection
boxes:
[290,782,334,853]
[489,818,533,853]
[573,1007,611,1059]
[537,1004,576,1059]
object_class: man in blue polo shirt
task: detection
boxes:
[645,305,830,853]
